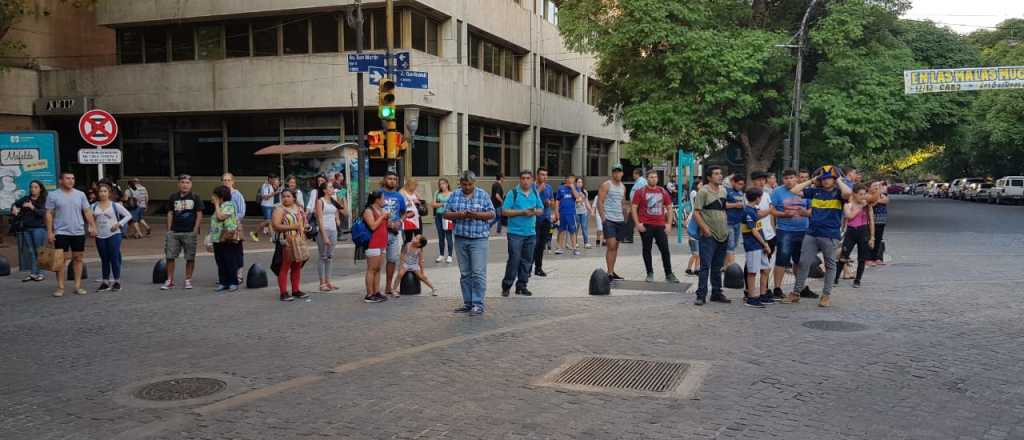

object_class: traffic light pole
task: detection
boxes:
[385,0,400,177]
[347,2,367,214]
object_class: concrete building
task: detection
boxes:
[16,0,628,201]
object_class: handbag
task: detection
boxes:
[38,246,65,272]
[287,233,311,263]
[270,243,284,274]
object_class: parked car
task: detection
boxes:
[927,183,948,198]
[991,176,1024,204]
[888,183,907,195]
[950,177,985,200]
[911,182,929,195]
[966,182,994,201]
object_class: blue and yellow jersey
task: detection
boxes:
[802,187,843,239]
[740,205,765,251]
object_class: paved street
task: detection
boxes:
[2,196,1024,440]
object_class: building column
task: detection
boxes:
[572,134,585,176]
[521,125,536,171]
[440,112,462,176]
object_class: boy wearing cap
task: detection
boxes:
[782,166,851,307]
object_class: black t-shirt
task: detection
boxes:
[166,192,204,233]
[491,182,504,206]
[13,195,47,229]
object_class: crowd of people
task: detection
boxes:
[8,163,890,314]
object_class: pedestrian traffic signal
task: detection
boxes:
[386,131,403,159]
[378,78,396,121]
[368,130,385,159]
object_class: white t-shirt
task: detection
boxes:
[259,183,275,207]
[757,195,776,240]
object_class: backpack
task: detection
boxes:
[351,218,372,248]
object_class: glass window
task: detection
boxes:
[343,15,370,51]
[587,139,611,176]
[282,18,309,55]
[370,11,399,50]
[196,24,224,60]
[122,118,171,176]
[483,42,495,74]
[426,19,439,55]
[227,116,280,177]
[252,19,279,57]
[468,121,522,177]
[311,15,339,53]
[483,131,502,177]
[411,114,440,176]
[503,130,520,178]
[174,130,224,177]
[469,34,480,68]
[411,11,426,52]
[169,25,195,61]
[118,29,143,64]
[540,133,573,177]
[468,124,482,176]
[143,28,167,63]
[225,22,250,58]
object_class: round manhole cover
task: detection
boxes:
[801,320,869,332]
[133,377,227,401]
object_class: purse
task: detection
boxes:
[38,246,65,272]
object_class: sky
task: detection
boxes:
[904,0,1024,34]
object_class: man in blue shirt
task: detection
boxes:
[724,175,746,267]
[554,175,581,255]
[770,169,817,300]
[782,166,851,307]
[444,170,495,316]
[380,171,407,296]
[501,170,545,297]
[531,167,555,277]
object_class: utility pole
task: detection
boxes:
[385,0,399,177]
[790,0,819,171]
[346,1,367,213]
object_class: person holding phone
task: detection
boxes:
[443,171,495,316]
[500,170,545,297]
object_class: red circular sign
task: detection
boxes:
[79,109,118,147]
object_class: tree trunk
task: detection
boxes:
[739,124,783,181]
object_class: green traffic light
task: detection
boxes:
[380,106,395,120]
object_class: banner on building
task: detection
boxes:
[904,66,1024,94]
[0,131,60,215]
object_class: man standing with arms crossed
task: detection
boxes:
[501,170,545,297]
[631,170,680,283]
[162,174,204,290]
[46,172,97,297]
[770,169,818,299]
[444,171,495,316]
[691,166,732,306]
[597,164,628,281]
[532,168,555,277]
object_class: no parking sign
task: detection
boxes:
[78,109,118,147]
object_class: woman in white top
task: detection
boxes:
[399,178,422,244]
[306,175,328,212]
[315,181,344,292]
[92,183,131,292]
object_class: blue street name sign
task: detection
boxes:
[368,67,429,90]
[347,52,411,72]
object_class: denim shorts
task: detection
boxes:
[261,206,275,220]
[386,232,402,263]
[688,238,699,254]
[727,223,740,252]
[775,230,805,268]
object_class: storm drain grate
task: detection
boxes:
[550,356,689,393]
[133,377,227,401]
[802,320,869,332]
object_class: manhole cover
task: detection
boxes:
[133,377,227,401]
[802,320,869,332]
[553,356,687,392]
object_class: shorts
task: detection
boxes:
[603,220,629,242]
[745,249,771,273]
[365,248,383,257]
[261,206,275,220]
[55,234,86,253]
[688,238,699,255]
[558,212,577,233]
[386,232,402,263]
[402,263,420,272]
[775,230,805,268]
[165,232,198,260]
[130,206,145,222]
[727,223,741,252]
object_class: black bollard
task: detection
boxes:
[0,255,10,276]
[152,260,167,284]
[246,264,268,289]
[723,263,745,289]
[67,261,88,280]
[809,256,825,279]
[399,271,421,295]
[589,268,611,296]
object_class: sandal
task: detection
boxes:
[319,284,331,292]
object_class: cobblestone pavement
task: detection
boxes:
[2,196,1024,440]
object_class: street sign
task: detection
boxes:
[368,67,429,90]
[904,66,1024,94]
[77,148,122,165]
[78,109,118,147]
[347,52,411,73]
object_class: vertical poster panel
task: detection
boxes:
[0,131,60,215]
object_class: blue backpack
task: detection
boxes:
[351,218,372,247]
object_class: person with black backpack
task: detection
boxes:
[500,170,545,297]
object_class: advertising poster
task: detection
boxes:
[0,131,60,215]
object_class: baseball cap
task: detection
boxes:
[611,163,624,172]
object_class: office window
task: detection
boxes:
[225,22,250,58]
[118,29,143,64]
[143,28,167,63]
[343,14,369,51]
[541,59,576,98]
[311,15,339,53]
[371,11,401,50]
[410,11,440,55]
[252,19,278,57]
[540,133,573,177]
[227,116,281,177]
[468,32,522,81]
[411,114,441,176]
[196,25,224,60]
[587,139,611,176]
[468,121,522,177]
[587,79,604,106]
[122,118,171,176]
[169,25,195,61]
[469,33,480,69]
[282,18,309,55]
[174,130,224,177]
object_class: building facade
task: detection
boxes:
[25,0,627,199]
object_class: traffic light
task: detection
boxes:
[378,78,396,121]
[367,130,385,159]
[386,131,403,159]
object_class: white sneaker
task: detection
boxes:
[446,256,453,264]
[160,281,174,290]
[184,279,193,290]
[554,249,564,255]
[585,244,593,249]
[435,256,444,263]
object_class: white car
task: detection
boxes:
[992,176,1024,204]
[950,177,985,200]
[966,182,994,201]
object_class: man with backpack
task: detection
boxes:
[500,170,545,297]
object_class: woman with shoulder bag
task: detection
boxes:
[399,178,423,244]
[211,185,243,292]
[272,189,309,302]
[362,191,389,303]
[315,181,344,292]
[12,180,48,282]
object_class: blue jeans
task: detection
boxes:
[455,237,488,307]
[696,235,728,298]
[502,233,536,291]
[95,234,124,281]
[576,213,589,245]
[775,230,805,268]
[18,228,47,275]
[434,218,454,257]
[726,223,740,252]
